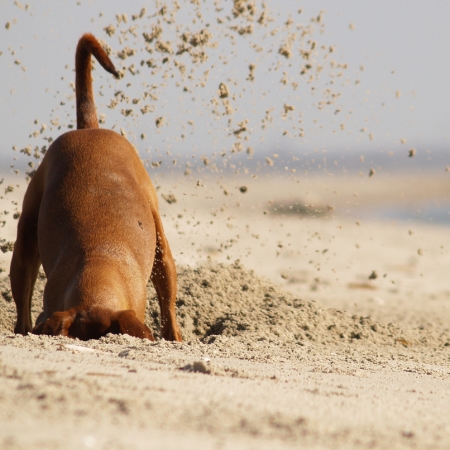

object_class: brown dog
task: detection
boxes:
[10,33,182,341]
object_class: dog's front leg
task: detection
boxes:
[10,175,43,335]
[150,214,182,342]
[10,216,41,335]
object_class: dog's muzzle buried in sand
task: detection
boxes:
[10,33,182,342]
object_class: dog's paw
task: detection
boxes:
[111,310,155,340]
[14,323,33,336]
[162,326,183,342]
[33,309,76,337]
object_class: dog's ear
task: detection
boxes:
[111,310,155,340]
[33,309,76,337]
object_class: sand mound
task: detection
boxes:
[1,263,448,349]
[146,263,448,348]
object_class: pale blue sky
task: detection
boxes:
[1,0,450,172]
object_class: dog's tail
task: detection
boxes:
[75,33,119,130]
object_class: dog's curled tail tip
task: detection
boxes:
[76,33,118,73]
[76,33,118,129]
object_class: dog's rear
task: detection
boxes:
[10,34,182,341]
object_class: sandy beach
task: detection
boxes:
[0,172,449,450]
[2,0,450,448]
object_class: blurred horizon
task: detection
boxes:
[2,0,450,228]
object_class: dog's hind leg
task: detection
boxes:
[150,213,182,342]
[10,174,43,335]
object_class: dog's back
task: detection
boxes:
[37,129,157,318]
